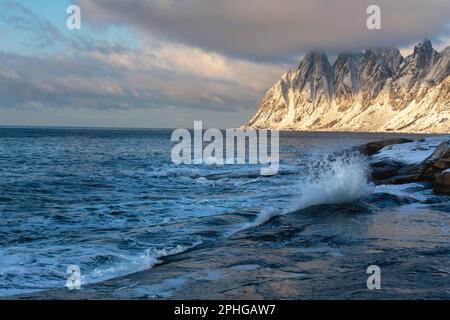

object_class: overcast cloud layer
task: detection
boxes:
[79,0,450,61]
[0,0,449,128]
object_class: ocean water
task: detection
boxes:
[0,127,448,298]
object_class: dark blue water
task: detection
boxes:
[0,127,448,297]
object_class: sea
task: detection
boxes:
[0,127,448,298]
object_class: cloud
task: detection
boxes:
[0,45,285,113]
[1,1,449,128]
[78,0,450,62]
[0,2,287,119]
[0,2,64,48]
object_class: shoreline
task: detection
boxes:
[241,127,450,135]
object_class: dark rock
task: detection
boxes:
[376,174,423,185]
[428,203,450,212]
[367,139,450,195]
[364,193,417,207]
[417,140,450,180]
[369,160,406,180]
[359,138,414,156]
[434,171,450,195]
[385,141,450,183]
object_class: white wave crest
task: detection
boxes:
[248,154,374,227]
[151,167,204,178]
[292,154,374,210]
[83,242,201,285]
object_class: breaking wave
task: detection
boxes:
[83,243,201,285]
[247,153,374,227]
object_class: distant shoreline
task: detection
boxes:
[1,125,449,136]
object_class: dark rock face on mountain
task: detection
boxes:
[248,40,450,133]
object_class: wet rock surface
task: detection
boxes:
[364,139,450,195]
[10,196,450,300]
[434,171,450,195]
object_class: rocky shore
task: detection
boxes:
[360,138,450,195]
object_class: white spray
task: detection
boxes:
[247,153,374,228]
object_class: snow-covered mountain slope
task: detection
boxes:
[247,40,450,133]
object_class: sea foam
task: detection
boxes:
[246,153,374,228]
[292,153,374,210]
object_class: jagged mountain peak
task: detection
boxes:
[413,39,434,55]
[293,50,333,104]
[297,51,331,76]
[248,40,450,133]
[400,39,437,77]
[410,39,437,61]
[426,45,450,83]
[300,51,329,64]
[440,45,450,54]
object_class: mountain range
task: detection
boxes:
[247,40,450,133]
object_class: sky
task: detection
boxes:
[0,0,449,129]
